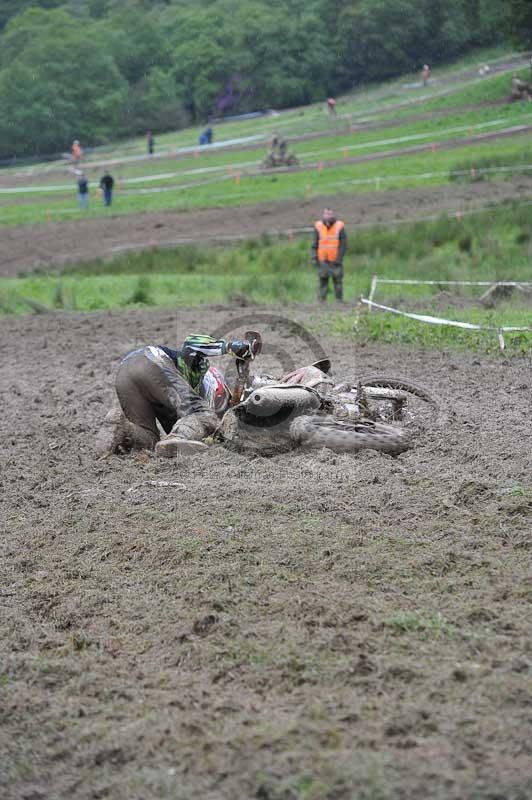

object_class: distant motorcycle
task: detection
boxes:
[261,151,299,169]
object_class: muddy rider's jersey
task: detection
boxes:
[159,335,227,391]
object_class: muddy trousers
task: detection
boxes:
[115,349,218,450]
[317,262,343,302]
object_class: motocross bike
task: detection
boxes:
[212,335,439,456]
[261,152,300,169]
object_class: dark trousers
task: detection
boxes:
[115,347,211,444]
[318,261,343,301]
[103,188,112,206]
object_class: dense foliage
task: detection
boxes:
[507,0,532,49]
[0,0,510,158]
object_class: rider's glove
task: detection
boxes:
[226,339,252,359]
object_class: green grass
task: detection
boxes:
[2,130,532,227]
[340,304,532,356]
[2,206,531,354]
[3,98,532,196]
[394,67,531,115]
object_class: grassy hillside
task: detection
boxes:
[1,51,530,228]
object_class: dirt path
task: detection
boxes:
[1,304,531,799]
[3,176,532,275]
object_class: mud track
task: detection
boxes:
[1,304,531,799]
[3,176,532,276]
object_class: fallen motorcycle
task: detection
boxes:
[97,334,438,458]
[215,339,438,456]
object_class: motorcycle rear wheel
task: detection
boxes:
[290,415,410,455]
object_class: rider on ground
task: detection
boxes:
[99,334,255,457]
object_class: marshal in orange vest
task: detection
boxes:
[314,219,345,263]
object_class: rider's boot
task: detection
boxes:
[155,411,218,458]
[95,404,158,455]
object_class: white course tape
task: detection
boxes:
[373,278,532,287]
[3,114,532,197]
[361,297,532,334]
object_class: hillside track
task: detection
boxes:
[2,175,532,275]
[0,51,527,187]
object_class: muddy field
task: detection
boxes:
[1,304,531,800]
[3,177,532,276]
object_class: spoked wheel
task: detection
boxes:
[289,415,411,455]
[358,375,442,425]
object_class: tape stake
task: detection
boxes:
[235,172,241,184]
[368,275,378,309]
[318,161,324,173]
[431,143,437,153]
[287,229,294,242]
[46,209,52,222]
[470,167,477,179]
[498,329,505,350]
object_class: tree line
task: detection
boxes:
[0,0,524,159]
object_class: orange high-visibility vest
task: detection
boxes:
[315,220,344,262]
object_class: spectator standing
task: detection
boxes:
[311,208,347,303]
[421,64,431,86]
[199,126,213,146]
[71,140,82,163]
[147,131,154,155]
[99,171,114,207]
[77,173,89,210]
